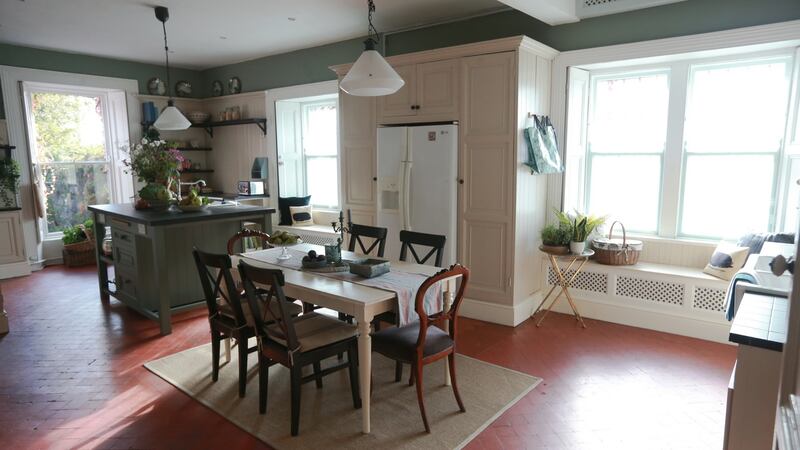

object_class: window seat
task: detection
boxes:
[539,256,731,343]
[274,223,338,246]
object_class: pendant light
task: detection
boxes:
[153,6,191,131]
[339,0,404,97]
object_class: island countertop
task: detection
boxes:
[88,203,276,227]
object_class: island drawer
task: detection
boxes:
[114,269,138,302]
[113,244,137,271]
[111,228,137,251]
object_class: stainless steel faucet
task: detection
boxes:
[176,179,206,201]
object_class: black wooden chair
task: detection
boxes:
[238,261,362,436]
[192,248,258,398]
[338,223,389,323]
[371,264,470,433]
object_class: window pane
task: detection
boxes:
[588,155,661,233]
[681,154,774,238]
[42,162,110,233]
[685,58,790,153]
[306,157,338,208]
[589,73,669,154]
[304,103,337,156]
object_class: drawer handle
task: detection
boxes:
[116,234,130,241]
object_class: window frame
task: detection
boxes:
[299,98,340,210]
[575,48,797,241]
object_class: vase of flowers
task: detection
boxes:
[124,137,184,210]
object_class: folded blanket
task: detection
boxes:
[725,270,758,321]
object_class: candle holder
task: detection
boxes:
[329,211,350,264]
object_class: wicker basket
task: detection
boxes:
[62,225,96,267]
[591,221,642,266]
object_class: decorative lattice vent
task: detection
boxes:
[693,287,726,312]
[584,0,618,6]
[547,267,608,294]
[616,276,684,305]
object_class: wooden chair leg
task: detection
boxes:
[408,366,415,386]
[302,301,315,314]
[211,331,221,382]
[347,342,362,409]
[237,337,248,398]
[448,353,465,412]
[290,366,302,436]
[224,337,231,363]
[395,361,403,382]
[312,361,323,389]
[413,363,431,433]
[258,354,269,414]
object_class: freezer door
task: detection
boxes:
[377,127,408,259]
[408,124,458,266]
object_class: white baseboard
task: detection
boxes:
[546,294,732,344]
[459,292,542,327]
[0,261,32,279]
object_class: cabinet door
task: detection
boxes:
[342,144,376,207]
[377,64,417,119]
[339,89,377,210]
[459,52,516,303]
[416,59,459,118]
[0,212,25,265]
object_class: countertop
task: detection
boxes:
[88,203,276,226]
[729,292,788,352]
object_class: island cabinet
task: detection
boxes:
[89,203,275,335]
[332,36,558,326]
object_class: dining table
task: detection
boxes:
[233,243,461,434]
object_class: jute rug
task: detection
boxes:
[144,341,541,449]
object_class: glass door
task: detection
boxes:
[23,84,117,237]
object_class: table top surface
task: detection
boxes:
[235,243,446,308]
[89,203,276,226]
[729,292,788,352]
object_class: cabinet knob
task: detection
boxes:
[373,177,377,181]
[458,179,464,185]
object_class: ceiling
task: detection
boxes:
[0,0,509,70]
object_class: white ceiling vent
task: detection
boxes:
[577,0,687,19]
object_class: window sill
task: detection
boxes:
[622,233,719,248]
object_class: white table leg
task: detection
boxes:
[443,281,453,386]
[357,319,372,434]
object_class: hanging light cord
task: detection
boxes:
[367,0,378,44]
[161,20,173,101]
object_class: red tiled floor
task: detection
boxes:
[0,265,736,449]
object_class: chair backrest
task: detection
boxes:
[399,230,446,267]
[227,229,272,255]
[237,261,299,352]
[192,248,247,325]
[347,223,388,257]
[414,264,470,354]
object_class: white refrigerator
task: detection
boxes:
[377,124,458,266]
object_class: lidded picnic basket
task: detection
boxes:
[591,221,642,266]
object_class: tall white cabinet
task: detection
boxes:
[332,36,557,326]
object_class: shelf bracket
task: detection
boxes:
[256,120,267,136]
[203,127,214,138]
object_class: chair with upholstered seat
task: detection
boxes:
[371,264,469,433]
[238,261,362,436]
[227,228,272,255]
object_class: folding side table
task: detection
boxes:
[532,247,594,328]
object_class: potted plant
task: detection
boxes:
[540,223,571,255]
[0,158,21,209]
[555,210,606,255]
[61,218,96,267]
[124,137,184,210]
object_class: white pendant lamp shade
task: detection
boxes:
[340,49,405,96]
[154,104,191,131]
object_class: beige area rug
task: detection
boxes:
[145,341,541,449]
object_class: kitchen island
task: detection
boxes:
[88,203,275,335]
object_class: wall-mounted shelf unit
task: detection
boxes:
[0,146,16,151]
[191,118,267,137]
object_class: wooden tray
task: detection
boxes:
[302,261,349,273]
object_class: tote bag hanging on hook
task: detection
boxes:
[524,114,564,175]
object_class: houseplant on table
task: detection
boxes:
[124,137,184,210]
[540,223,571,255]
[555,210,606,255]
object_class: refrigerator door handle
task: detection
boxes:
[402,161,413,230]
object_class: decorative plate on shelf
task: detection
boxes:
[211,80,223,96]
[228,76,242,94]
[175,81,192,97]
[147,77,166,95]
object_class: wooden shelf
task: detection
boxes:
[0,145,15,151]
[179,169,214,174]
[191,118,267,137]
[176,147,212,152]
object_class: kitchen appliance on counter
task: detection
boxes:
[377,124,458,266]
[238,180,265,196]
[238,157,269,196]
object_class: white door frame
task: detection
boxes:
[0,65,139,266]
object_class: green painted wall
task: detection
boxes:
[198,37,366,97]
[386,0,800,55]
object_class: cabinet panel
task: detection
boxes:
[343,144,376,206]
[417,59,459,117]
[377,65,416,118]
[464,140,512,218]
[462,220,510,300]
[0,212,24,264]
[462,52,515,138]
[339,91,376,141]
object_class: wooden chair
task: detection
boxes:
[227,228,272,255]
[339,223,389,323]
[192,248,257,398]
[371,264,470,433]
[238,261,362,436]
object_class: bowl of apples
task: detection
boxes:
[177,189,210,212]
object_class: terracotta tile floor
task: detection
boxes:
[0,265,736,449]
